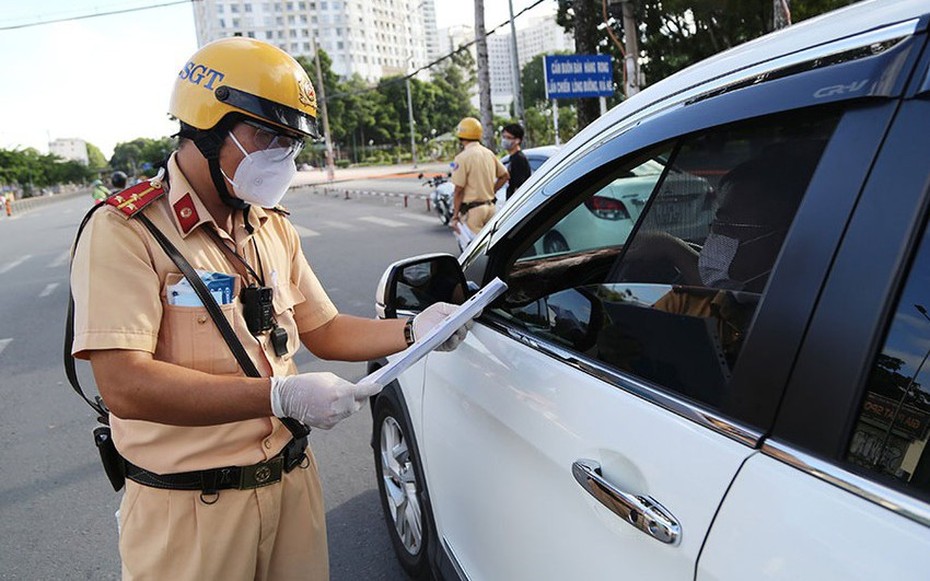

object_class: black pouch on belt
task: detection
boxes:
[93,425,126,492]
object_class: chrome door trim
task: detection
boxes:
[763,439,930,527]
[572,459,682,545]
[486,319,763,448]
[440,537,469,581]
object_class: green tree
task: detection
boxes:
[110,137,176,176]
[558,0,858,94]
[296,51,347,146]
[431,49,478,134]
[85,142,108,171]
[0,147,93,195]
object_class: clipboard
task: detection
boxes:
[363,278,508,386]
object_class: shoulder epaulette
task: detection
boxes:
[269,205,290,216]
[105,178,166,218]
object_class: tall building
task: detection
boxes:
[49,138,88,165]
[191,0,436,81]
[438,24,475,61]
[487,14,575,114]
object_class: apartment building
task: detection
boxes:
[192,0,435,81]
[488,15,574,113]
[49,138,88,165]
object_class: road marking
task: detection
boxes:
[358,216,406,228]
[39,282,59,297]
[0,254,32,274]
[401,213,443,224]
[322,221,353,230]
[292,225,321,237]
[0,338,11,358]
[48,250,70,268]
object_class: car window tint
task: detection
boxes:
[500,110,841,418]
[845,226,930,497]
[518,152,672,258]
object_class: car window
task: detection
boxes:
[845,224,930,498]
[499,109,841,419]
[528,157,547,172]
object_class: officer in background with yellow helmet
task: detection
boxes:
[449,117,509,237]
[69,38,470,579]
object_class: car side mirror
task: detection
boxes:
[376,253,468,319]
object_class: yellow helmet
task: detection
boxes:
[169,38,319,138]
[456,117,483,141]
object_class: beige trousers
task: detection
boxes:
[463,203,496,234]
[118,449,328,581]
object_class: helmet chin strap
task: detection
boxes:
[182,121,249,211]
[208,156,248,210]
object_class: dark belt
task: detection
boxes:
[125,436,308,495]
[460,199,495,214]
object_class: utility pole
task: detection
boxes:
[507,0,525,132]
[406,75,418,167]
[620,0,641,98]
[474,0,494,149]
[312,38,335,182]
[773,0,792,29]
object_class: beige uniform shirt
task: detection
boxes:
[451,141,508,203]
[71,153,338,474]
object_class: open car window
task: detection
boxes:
[498,108,842,421]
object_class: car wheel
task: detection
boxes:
[543,231,570,254]
[373,392,432,579]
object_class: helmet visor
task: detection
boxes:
[216,85,318,138]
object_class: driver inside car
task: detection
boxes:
[607,145,822,368]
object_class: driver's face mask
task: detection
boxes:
[698,224,782,290]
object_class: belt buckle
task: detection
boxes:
[239,457,284,489]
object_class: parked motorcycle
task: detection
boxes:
[420,172,454,225]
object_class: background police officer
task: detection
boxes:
[70,38,468,580]
[449,117,509,237]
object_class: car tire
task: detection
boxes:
[373,389,433,580]
[543,231,570,253]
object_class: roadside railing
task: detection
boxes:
[3,188,91,218]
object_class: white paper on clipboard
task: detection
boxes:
[363,277,508,387]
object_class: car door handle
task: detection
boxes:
[572,459,681,545]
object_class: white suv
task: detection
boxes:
[370,2,930,579]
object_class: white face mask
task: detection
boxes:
[698,232,740,288]
[698,228,781,290]
[501,137,514,151]
[222,132,297,207]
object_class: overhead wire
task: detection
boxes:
[0,0,197,31]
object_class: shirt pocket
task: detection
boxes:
[156,273,243,375]
[272,282,305,361]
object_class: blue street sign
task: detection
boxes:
[544,54,614,99]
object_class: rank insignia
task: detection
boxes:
[173,193,200,234]
[106,179,166,218]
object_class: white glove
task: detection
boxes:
[411,302,479,352]
[270,373,383,430]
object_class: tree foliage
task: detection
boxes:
[85,142,108,171]
[0,147,94,196]
[110,137,177,176]
[557,0,859,94]
[295,47,478,164]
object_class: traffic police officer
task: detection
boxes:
[449,117,509,235]
[70,38,467,580]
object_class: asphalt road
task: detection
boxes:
[0,176,457,580]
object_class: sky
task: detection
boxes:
[0,0,554,158]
